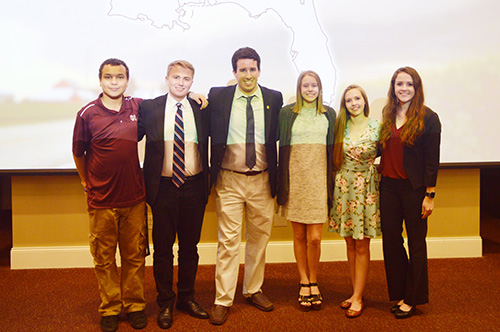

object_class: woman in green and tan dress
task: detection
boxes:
[277,71,336,311]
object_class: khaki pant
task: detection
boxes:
[214,170,274,307]
[88,201,147,316]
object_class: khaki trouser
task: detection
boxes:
[214,170,274,307]
[88,201,147,316]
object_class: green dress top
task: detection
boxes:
[280,107,329,224]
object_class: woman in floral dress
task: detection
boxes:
[329,84,380,318]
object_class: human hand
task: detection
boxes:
[189,92,208,109]
[421,196,434,219]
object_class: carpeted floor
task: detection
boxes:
[1,255,500,331]
[0,211,499,331]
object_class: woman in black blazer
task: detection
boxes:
[378,67,441,319]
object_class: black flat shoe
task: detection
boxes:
[395,306,415,319]
[390,303,401,313]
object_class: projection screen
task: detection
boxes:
[0,0,499,171]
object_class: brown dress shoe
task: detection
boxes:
[246,291,274,311]
[210,305,229,325]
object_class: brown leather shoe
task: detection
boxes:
[246,291,274,311]
[210,305,229,325]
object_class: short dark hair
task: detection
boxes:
[231,47,261,72]
[98,58,129,79]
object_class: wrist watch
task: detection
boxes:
[425,192,435,198]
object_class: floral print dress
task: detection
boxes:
[329,118,381,239]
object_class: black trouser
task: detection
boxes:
[151,173,206,308]
[380,177,429,306]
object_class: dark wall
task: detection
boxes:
[481,167,500,218]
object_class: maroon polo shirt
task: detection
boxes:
[72,94,145,209]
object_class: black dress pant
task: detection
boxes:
[380,177,429,306]
[151,174,206,308]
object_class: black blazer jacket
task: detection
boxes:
[138,94,210,206]
[402,107,441,190]
[208,84,283,197]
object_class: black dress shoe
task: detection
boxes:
[157,306,173,329]
[395,306,416,319]
[127,310,148,329]
[100,315,119,332]
[176,300,209,319]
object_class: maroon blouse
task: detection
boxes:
[379,124,408,179]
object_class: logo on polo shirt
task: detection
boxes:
[130,114,137,121]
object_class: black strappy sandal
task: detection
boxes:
[298,283,311,312]
[309,282,323,310]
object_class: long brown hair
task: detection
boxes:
[292,70,327,114]
[379,67,425,149]
[332,85,370,171]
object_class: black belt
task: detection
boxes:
[221,168,267,176]
[161,172,203,181]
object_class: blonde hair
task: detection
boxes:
[292,70,327,114]
[167,60,195,78]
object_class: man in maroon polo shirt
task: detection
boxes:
[72,58,148,332]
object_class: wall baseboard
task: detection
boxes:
[10,236,482,270]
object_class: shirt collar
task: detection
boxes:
[234,85,262,101]
[166,94,188,110]
[97,92,130,112]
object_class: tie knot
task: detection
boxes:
[176,102,182,109]
[244,95,255,103]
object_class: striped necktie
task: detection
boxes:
[172,102,185,187]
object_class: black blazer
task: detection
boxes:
[402,107,441,190]
[208,84,283,197]
[138,94,210,206]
